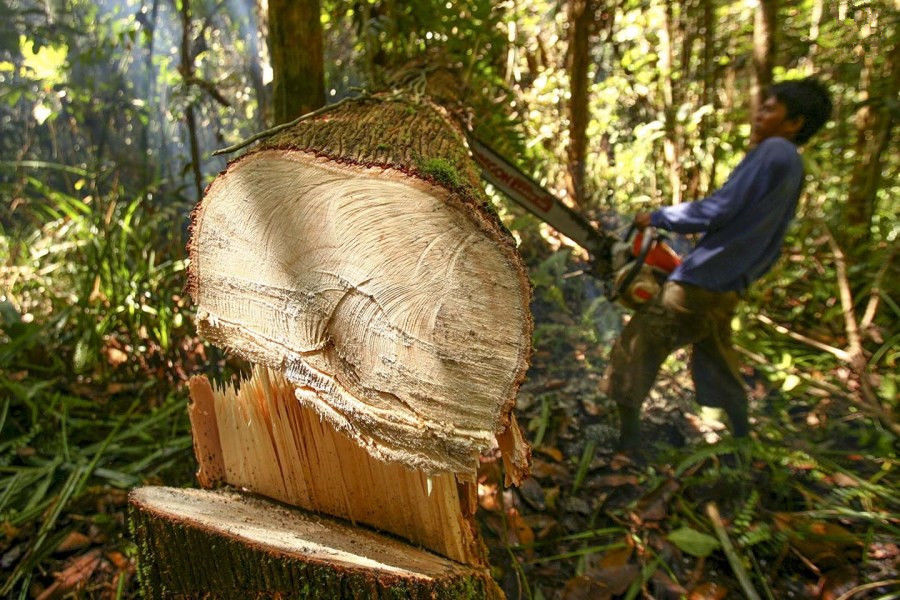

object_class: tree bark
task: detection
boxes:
[751,0,777,118]
[187,96,533,477]
[242,0,269,126]
[178,0,203,201]
[129,487,501,600]
[699,0,717,198]
[660,0,682,205]
[139,0,160,192]
[806,0,824,69]
[565,0,594,207]
[268,0,325,124]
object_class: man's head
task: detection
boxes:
[751,77,832,146]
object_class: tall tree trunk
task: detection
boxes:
[133,96,532,598]
[751,0,777,118]
[660,0,682,205]
[699,0,717,197]
[268,0,325,124]
[242,1,269,127]
[806,0,824,69]
[845,12,898,247]
[178,0,203,201]
[565,0,594,207]
[140,0,160,193]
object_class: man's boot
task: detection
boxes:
[616,403,642,451]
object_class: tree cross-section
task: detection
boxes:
[187,96,533,477]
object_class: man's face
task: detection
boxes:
[751,96,803,144]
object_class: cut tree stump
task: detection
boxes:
[129,486,501,600]
[187,95,532,477]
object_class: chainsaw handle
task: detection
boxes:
[609,227,656,302]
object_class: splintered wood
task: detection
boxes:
[188,149,531,476]
[129,487,501,600]
[189,367,485,565]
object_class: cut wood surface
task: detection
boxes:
[188,96,532,476]
[188,367,486,565]
[129,486,501,600]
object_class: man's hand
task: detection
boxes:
[633,212,652,229]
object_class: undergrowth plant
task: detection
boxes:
[0,168,208,597]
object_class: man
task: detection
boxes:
[607,77,832,450]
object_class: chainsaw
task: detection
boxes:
[609,226,681,308]
[467,135,681,306]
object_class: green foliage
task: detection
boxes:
[668,527,721,557]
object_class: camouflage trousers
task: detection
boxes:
[606,281,749,445]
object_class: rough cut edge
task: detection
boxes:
[495,413,531,487]
[187,368,488,565]
[129,486,503,600]
[187,375,226,488]
[187,147,533,477]
[193,314,489,475]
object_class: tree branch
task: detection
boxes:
[734,345,852,401]
[754,314,849,361]
[184,75,231,107]
[820,221,899,435]
[823,225,864,362]
[860,243,896,330]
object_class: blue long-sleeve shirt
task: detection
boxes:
[650,137,804,293]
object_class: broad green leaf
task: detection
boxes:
[668,527,720,558]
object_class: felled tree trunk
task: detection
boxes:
[132,95,533,598]
[129,487,501,600]
[186,96,533,477]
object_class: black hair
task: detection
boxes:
[768,77,832,145]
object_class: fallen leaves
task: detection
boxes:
[506,508,536,557]
[35,549,102,600]
[586,545,639,596]
[560,574,612,600]
[54,531,91,554]
[774,513,864,569]
[633,477,680,523]
[687,581,729,599]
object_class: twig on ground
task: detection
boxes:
[734,345,851,400]
[705,502,762,600]
[834,579,900,600]
[860,243,896,330]
[821,222,899,435]
[754,313,849,361]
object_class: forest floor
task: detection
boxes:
[476,253,899,600]
[480,340,899,600]
[0,252,897,599]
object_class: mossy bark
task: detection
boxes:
[256,96,504,237]
[129,487,502,600]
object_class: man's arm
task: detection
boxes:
[635,139,798,233]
